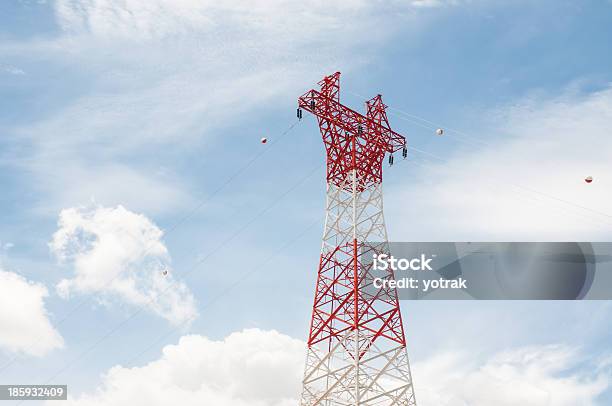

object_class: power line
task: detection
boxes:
[346,90,612,224]
[347,90,491,147]
[24,160,323,387]
[0,118,304,376]
[406,145,612,227]
[403,157,612,232]
[119,217,319,369]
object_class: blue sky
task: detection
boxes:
[1,1,611,405]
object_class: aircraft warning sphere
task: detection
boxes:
[585,176,593,184]
[261,137,268,144]
[436,128,444,136]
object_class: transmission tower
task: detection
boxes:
[297,72,417,406]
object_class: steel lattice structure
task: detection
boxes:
[297,72,417,406]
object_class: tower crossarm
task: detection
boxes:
[298,89,406,154]
[298,73,406,191]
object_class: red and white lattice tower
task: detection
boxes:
[297,72,417,406]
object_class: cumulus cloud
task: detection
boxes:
[58,329,304,406]
[388,85,612,241]
[0,268,63,356]
[50,204,197,325]
[53,329,608,406]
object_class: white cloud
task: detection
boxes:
[53,329,608,406]
[27,161,193,217]
[45,0,411,147]
[2,0,478,218]
[0,241,14,258]
[0,64,25,75]
[50,204,198,325]
[0,268,63,356]
[54,0,379,41]
[5,0,431,216]
[58,329,304,406]
[388,85,612,241]
[414,345,609,405]
[410,0,460,8]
